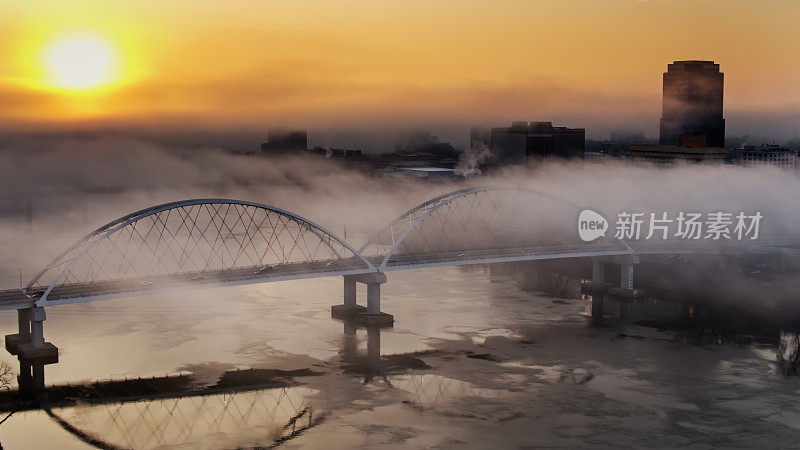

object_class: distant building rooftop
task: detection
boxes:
[735,144,796,169]
[400,167,455,173]
[397,167,456,182]
[629,144,727,167]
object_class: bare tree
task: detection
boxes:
[0,361,13,391]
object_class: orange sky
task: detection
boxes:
[1,0,798,139]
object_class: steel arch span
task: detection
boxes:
[27,199,376,306]
[358,185,626,270]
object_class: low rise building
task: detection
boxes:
[628,144,727,167]
[261,130,308,153]
[734,144,796,169]
[489,121,585,171]
[396,167,455,182]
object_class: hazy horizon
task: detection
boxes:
[2,0,799,150]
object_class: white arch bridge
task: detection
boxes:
[1,186,797,388]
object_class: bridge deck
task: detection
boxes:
[0,243,631,310]
[0,258,373,311]
[0,240,795,311]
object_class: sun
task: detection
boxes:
[43,35,117,90]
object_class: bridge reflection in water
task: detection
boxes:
[0,313,407,449]
[47,387,319,449]
[0,309,489,449]
[2,362,324,449]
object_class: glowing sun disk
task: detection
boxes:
[43,36,116,90]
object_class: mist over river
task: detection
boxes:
[0,265,798,448]
[1,151,800,447]
[3,0,800,445]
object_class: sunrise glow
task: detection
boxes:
[42,35,117,90]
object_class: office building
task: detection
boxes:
[489,121,585,169]
[735,145,796,169]
[629,144,727,166]
[261,130,308,153]
[659,60,725,148]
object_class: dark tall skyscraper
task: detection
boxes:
[659,60,725,148]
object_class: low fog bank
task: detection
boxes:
[2,136,800,299]
[0,137,442,283]
[512,160,800,238]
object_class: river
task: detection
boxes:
[0,265,798,448]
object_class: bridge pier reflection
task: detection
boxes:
[338,316,391,382]
[16,361,45,396]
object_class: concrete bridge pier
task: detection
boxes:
[366,283,382,315]
[620,263,634,291]
[343,276,358,309]
[5,308,31,354]
[5,307,58,394]
[592,259,605,285]
[581,260,610,324]
[332,276,368,317]
[617,262,636,320]
[332,272,393,325]
[581,255,643,324]
[607,256,642,322]
[609,257,641,321]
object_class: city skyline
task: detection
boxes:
[1,0,799,143]
[2,3,800,447]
